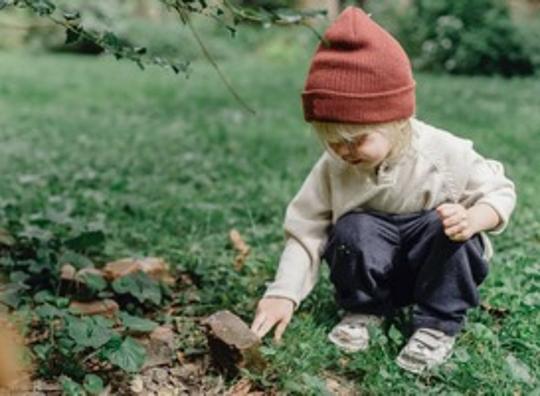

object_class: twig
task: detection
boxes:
[173,5,256,115]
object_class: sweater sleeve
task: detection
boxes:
[459,146,517,234]
[263,155,332,307]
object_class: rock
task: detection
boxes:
[150,326,175,348]
[103,257,173,284]
[69,299,119,317]
[139,326,176,369]
[60,264,77,281]
[157,388,175,396]
[152,368,169,384]
[130,375,144,394]
[203,310,265,375]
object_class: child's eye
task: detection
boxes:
[353,134,369,144]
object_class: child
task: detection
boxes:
[250,6,516,374]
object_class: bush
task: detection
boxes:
[394,0,535,76]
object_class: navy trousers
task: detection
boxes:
[322,209,489,336]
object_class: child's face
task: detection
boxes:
[328,131,392,168]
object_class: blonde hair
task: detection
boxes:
[311,118,413,163]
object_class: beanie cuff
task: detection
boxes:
[302,83,416,124]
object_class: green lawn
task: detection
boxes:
[1,50,539,394]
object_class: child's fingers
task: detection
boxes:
[445,220,468,236]
[442,213,463,228]
[250,312,267,336]
[274,317,290,343]
[256,317,276,339]
[436,203,457,218]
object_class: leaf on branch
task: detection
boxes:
[0,0,11,10]
[65,26,83,46]
[63,11,80,21]
[26,0,56,16]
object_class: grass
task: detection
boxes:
[0,47,539,394]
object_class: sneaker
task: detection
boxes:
[328,313,383,353]
[396,328,455,374]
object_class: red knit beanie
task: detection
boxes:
[302,6,415,124]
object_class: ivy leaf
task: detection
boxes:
[66,316,115,349]
[0,283,26,308]
[106,337,146,373]
[60,376,85,396]
[35,303,64,319]
[78,272,107,292]
[112,272,162,305]
[120,312,158,333]
[33,343,52,360]
[33,290,55,304]
[83,374,104,395]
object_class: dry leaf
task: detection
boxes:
[323,372,358,396]
[69,299,119,317]
[229,229,251,271]
[480,302,509,319]
[226,378,252,396]
[103,257,173,284]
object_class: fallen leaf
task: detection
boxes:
[323,371,358,396]
[69,299,119,317]
[103,257,173,284]
[226,378,252,396]
[229,229,251,271]
[480,302,510,319]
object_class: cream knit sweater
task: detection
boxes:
[263,119,517,307]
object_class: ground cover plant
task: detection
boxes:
[0,49,539,394]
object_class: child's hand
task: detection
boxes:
[251,297,294,343]
[436,203,475,241]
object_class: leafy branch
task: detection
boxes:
[0,0,326,112]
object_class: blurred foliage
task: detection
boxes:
[237,0,296,10]
[0,0,325,75]
[367,0,537,77]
